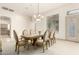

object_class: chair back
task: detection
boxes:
[13,30,19,44]
[53,32,55,38]
[48,31,51,38]
[22,29,27,36]
[50,31,55,38]
[43,30,50,41]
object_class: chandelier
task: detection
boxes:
[33,3,44,22]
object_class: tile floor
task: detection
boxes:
[0,38,79,55]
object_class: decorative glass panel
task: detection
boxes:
[47,14,59,32]
[67,9,79,15]
[0,16,11,37]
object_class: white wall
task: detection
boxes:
[1,3,79,50]
[30,17,47,35]
[0,8,31,37]
[44,3,79,39]
[0,8,31,50]
[11,13,31,38]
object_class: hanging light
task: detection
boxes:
[33,3,44,22]
[36,18,40,22]
[33,15,36,18]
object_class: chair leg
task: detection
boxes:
[17,46,19,54]
[31,39,33,44]
[55,39,56,43]
[53,38,56,43]
[27,40,29,50]
[51,39,53,45]
[24,45,26,48]
[53,39,54,44]
[46,42,48,49]
[27,45,29,50]
[43,43,45,53]
[48,40,50,47]
[15,44,17,52]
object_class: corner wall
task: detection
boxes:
[0,8,31,51]
[44,4,79,39]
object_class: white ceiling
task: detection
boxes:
[0,3,66,16]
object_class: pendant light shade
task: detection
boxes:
[33,3,44,22]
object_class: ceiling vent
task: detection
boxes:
[9,8,14,12]
[1,6,14,12]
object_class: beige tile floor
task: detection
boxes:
[0,38,79,55]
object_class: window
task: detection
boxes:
[0,16,11,37]
[67,9,79,15]
[47,14,59,32]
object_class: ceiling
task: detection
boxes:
[0,3,66,16]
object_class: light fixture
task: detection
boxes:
[33,3,44,22]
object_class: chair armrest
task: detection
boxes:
[18,36,25,42]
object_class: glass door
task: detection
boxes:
[66,15,79,42]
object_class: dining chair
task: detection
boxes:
[43,30,51,48]
[13,30,26,54]
[36,30,50,53]
[22,29,33,50]
[50,31,56,45]
[22,29,28,35]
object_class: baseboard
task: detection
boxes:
[56,38,79,43]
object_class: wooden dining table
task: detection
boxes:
[21,34,44,46]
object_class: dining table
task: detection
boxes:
[21,34,44,46]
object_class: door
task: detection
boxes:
[66,15,79,42]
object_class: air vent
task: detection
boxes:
[1,6,14,12]
[2,7,8,10]
[9,9,14,12]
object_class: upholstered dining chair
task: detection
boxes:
[36,30,50,53]
[22,29,28,35]
[22,29,33,50]
[50,31,56,45]
[13,30,26,54]
[43,30,51,48]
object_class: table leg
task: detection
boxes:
[32,38,37,46]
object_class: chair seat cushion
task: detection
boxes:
[37,39,43,43]
[18,41,26,46]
